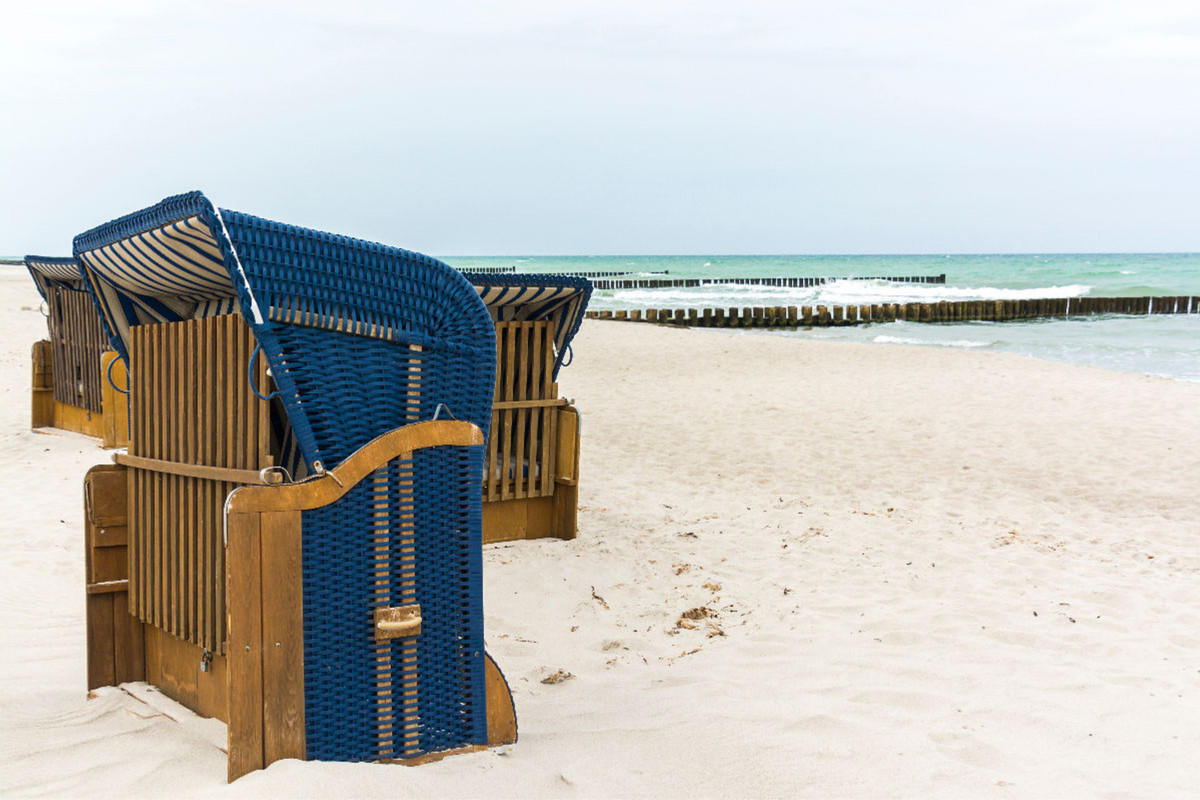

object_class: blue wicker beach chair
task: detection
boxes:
[72,191,515,779]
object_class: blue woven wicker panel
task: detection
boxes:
[301,446,486,761]
[407,447,487,752]
[262,324,493,470]
[301,465,402,761]
[217,208,495,467]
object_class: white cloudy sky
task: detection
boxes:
[2,1,1197,255]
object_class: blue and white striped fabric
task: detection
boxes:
[24,256,86,301]
[78,214,231,299]
[471,275,592,377]
[73,213,237,354]
[76,213,593,384]
[26,256,84,282]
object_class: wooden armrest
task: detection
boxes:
[226,420,484,514]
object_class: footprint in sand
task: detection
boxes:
[928,730,1006,770]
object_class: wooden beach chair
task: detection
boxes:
[472,273,591,543]
[24,255,127,445]
[72,191,516,780]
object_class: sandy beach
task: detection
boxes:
[1,267,1199,798]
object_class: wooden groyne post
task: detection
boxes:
[585,296,1200,328]
[588,274,946,291]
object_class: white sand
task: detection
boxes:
[1,268,1199,798]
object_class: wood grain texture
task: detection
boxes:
[84,464,145,690]
[50,401,105,438]
[114,453,280,485]
[225,511,264,781]
[85,593,116,690]
[227,421,484,514]
[127,316,274,652]
[259,510,306,766]
[484,653,517,745]
[551,406,581,540]
[141,625,227,720]
[31,340,53,428]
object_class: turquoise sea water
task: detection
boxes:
[443,254,1200,382]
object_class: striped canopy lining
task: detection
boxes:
[26,258,84,282]
[25,257,87,302]
[79,215,586,359]
[77,216,585,478]
[76,214,238,348]
[475,284,586,363]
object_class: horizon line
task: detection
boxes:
[438,250,1200,259]
[4,250,1197,264]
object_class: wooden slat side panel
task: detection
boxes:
[226,511,264,781]
[513,323,529,499]
[500,323,514,500]
[31,340,54,428]
[86,593,116,689]
[126,316,277,653]
[485,321,561,502]
[552,406,580,540]
[85,464,144,689]
[260,510,306,766]
[45,286,105,412]
[112,590,146,685]
[100,351,129,449]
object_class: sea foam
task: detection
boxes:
[609,279,1092,309]
[873,335,995,349]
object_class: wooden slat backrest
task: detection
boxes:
[484,321,559,501]
[128,315,273,653]
[47,286,106,412]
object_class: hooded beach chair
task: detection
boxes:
[471,273,591,542]
[73,191,515,780]
[24,255,127,444]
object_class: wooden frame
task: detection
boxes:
[84,421,517,782]
[482,321,581,543]
[31,341,129,448]
[41,314,579,543]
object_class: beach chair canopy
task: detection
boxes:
[73,190,504,762]
[471,273,591,377]
[24,255,86,298]
[25,254,111,413]
[73,190,497,470]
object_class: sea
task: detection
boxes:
[443,253,1200,383]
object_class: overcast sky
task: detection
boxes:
[2,1,1197,255]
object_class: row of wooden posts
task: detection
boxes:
[585,296,1200,327]
[551,270,669,279]
[456,266,671,279]
[453,270,947,288]
[588,273,948,290]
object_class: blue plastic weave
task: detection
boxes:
[74,191,496,464]
[301,446,486,761]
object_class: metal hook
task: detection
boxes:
[248,342,278,401]
[106,355,129,396]
[259,465,293,486]
[310,461,342,486]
